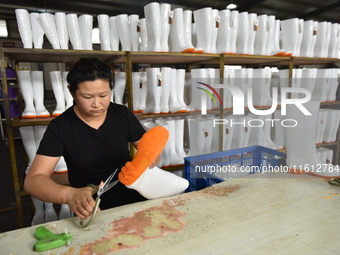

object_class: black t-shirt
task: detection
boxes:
[37,102,147,209]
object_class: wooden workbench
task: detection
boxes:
[1,172,339,255]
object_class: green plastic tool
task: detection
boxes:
[34,225,72,252]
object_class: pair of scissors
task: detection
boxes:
[80,169,119,228]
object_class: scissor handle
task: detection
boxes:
[79,197,101,228]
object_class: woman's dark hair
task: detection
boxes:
[67,57,113,93]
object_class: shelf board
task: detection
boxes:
[12,117,54,126]
[222,54,290,66]
[2,48,125,63]
[292,57,340,66]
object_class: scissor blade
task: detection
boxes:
[103,180,119,193]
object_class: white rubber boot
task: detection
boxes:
[39,13,60,49]
[155,119,171,167]
[169,69,187,113]
[254,14,268,55]
[131,72,142,113]
[247,114,264,146]
[144,2,161,52]
[272,110,285,149]
[323,109,340,143]
[216,9,231,54]
[314,21,328,58]
[15,9,32,49]
[160,3,171,52]
[295,19,304,57]
[281,18,299,57]
[210,9,219,54]
[138,71,148,112]
[183,10,195,52]
[300,20,315,57]
[324,22,332,58]
[160,67,171,113]
[109,16,120,51]
[18,70,36,119]
[29,13,44,49]
[272,19,286,56]
[167,119,184,166]
[311,21,319,56]
[170,8,195,53]
[66,14,83,50]
[299,68,317,99]
[175,118,188,159]
[205,68,215,111]
[44,202,58,223]
[328,23,340,58]
[191,23,197,51]
[78,14,93,50]
[126,166,188,199]
[188,118,206,156]
[202,117,213,154]
[31,71,50,118]
[223,116,235,150]
[115,14,132,51]
[284,101,340,178]
[251,68,271,107]
[189,68,207,112]
[138,18,148,51]
[223,67,235,109]
[176,69,189,111]
[229,10,239,54]
[31,197,45,225]
[59,204,73,220]
[143,68,161,114]
[316,109,328,144]
[114,71,126,105]
[129,14,140,51]
[49,71,66,117]
[236,12,249,55]
[326,69,340,102]
[291,68,302,99]
[62,71,73,109]
[193,7,213,53]
[98,14,111,51]
[55,12,69,50]
[242,116,252,147]
[229,116,248,149]
[234,68,253,108]
[312,69,331,102]
[247,13,257,55]
[260,115,282,149]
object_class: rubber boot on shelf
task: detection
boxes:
[39,13,60,49]
[260,115,282,149]
[323,109,340,143]
[55,12,69,50]
[169,69,187,113]
[18,70,36,118]
[191,23,198,51]
[229,10,239,54]
[205,68,215,111]
[109,16,120,51]
[44,202,58,223]
[267,15,283,56]
[283,100,340,178]
[299,68,317,99]
[119,126,189,199]
[129,14,140,51]
[132,72,142,113]
[193,7,213,53]
[15,9,33,49]
[242,116,252,147]
[223,67,235,109]
[272,19,286,56]
[143,68,161,114]
[98,14,111,51]
[291,68,302,99]
[250,68,272,107]
[254,14,268,55]
[234,68,253,108]
[114,71,126,105]
[167,119,184,166]
[138,18,148,51]
[160,3,171,52]
[229,116,248,149]
[174,118,188,160]
[202,117,213,154]
[49,71,66,117]
[176,69,189,111]
[144,2,162,52]
[155,119,171,167]
[223,116,235,151]
[210,9,219,54]
[247,114,264,147]
[31,197,45,225]
[281,18,299,56]
[29,13,44,49]
[313,21,328,58]
[183,10,195,53]
[188,118,206,156]
[236,12,249,55]
[272,110,285,149]
[62,71,73,109]
[169,8,195,53]
[328,23,340,58]
[216,9,231,54]
[66,13,83,50]
[312,69,331,102]
[247,13,257,55]
[78,14,93,50]
[138,71,148,112]
[160,67,171,114]
[294,19,304,57]
[300,20,315,57]
[324,22,332,58]
[316,109,328,145]
[31,71,50,118]
[190,68,206,112]
[59,204,73,220]
[326,69,340,101]
[184,72,192,107]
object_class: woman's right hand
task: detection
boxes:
[66,186,97,219]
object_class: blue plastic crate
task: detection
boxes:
[184,145,285,192]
